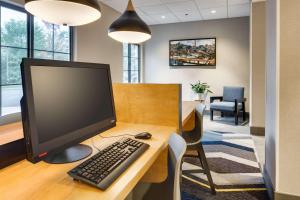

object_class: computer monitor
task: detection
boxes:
[20,58,116,164]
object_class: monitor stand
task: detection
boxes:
[43,144,92,164]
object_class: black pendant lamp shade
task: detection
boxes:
[108,0,151,43]
[25,0,102,26]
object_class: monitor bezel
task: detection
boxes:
[21,58,117,159]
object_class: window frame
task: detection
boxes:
[0,1,74,118]
[123,43,141,83]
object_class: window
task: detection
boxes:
[33,18,71,60]
[123,43,140,83]
[0,2,73,117]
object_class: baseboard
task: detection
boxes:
[275,192,300,200]
[250,126,265,136]
[263,167,274,200]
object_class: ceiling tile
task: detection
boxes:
[228,3,250,18]
[139,4,170,15]
[149,13,179,24]
[195,0,227,9]
[166,1,198,13]
[174,11,202,22]
[200,6,227,20]
[160,0,187,3]
[101,0,127,12]
[228,0,250,5]
[133,0,163,7]
[100,0,250,25]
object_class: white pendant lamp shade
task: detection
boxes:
[108,0,151,43]
[25,0,102,26]
[108,31,151,44]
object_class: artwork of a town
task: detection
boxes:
[169,38,216,66]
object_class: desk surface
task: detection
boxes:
[0,101,199,200]
[0,123,175,200]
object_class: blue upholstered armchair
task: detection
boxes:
[210,86,246,125]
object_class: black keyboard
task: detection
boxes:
[68,138,149,190]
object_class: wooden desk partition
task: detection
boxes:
[113,83,182,129]
[112,83,182,183]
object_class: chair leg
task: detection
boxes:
[197,144,216,194]
[242,102,246,121]
[221,112,224,118]
[210,110,213,121]
[235,111,238,125]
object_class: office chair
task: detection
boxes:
[138,133,187,200]
[181,104,216,194]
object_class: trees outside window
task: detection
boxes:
[123,43,140,83]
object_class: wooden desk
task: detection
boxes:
[0,123,175,200]
[0,101,199,200]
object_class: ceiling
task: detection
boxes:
[100,0,251,25]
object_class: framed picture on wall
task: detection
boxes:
[169,38,216,66]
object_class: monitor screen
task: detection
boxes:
[21,59,116,162]
[31,66,114,143]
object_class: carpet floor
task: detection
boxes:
[181,120,269,200]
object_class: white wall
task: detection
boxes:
[265,0,279,193]
[266,0,300,197]
[250,2,266,128]
[74,3,122,83]
[144,17,250,110]
[277,0,300,196]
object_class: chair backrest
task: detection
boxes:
[141,134,186,200]
[223,86,244,102]
[168,133,187,200]
[182,104,206,144]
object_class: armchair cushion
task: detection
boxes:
[223,86,244,102]
[210,101,242,111]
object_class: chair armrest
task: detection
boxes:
[210,96,223,103]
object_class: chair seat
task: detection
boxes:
[210,101,242,111]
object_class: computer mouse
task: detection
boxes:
[134,132,152,140]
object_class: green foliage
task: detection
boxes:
[1,17,70,85]
[190,81,213,94]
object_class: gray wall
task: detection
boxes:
[144,17,250,110]
[75,3,122,82]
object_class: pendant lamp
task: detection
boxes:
[108,0,151,43]
[25,0,101,26]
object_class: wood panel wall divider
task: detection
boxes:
[112,83,182,130]
[112,83,182,183]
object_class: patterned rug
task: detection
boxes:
[181,130,270,200]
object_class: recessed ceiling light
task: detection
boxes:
[211,10,216,14]
[161,15,166,19]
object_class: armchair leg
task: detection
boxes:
[235,112,238,125]
[242,102,246,121]
[210,110,213,121]
[221,112,224,118]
